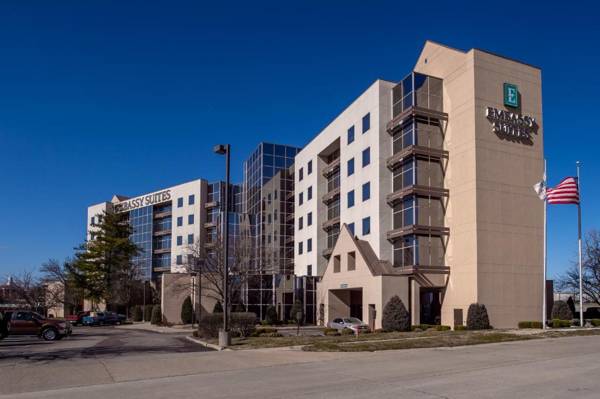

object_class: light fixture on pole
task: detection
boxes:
[214,144,231,347]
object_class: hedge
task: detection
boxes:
[454,325,467,331]
[198,312,257,338]
[265,305,279,325]
[382,295,410,332]
[591,319,600,327]
[143,305,153,322]
[467,303,490,330]
[151,305,162,325]
[411,324,451,331]
[551,319,572,328]
[551,300,573,321]
[518,321,543,329]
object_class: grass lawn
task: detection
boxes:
[204,327,600,352]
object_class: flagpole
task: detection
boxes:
[577,161,583,327]
[542,159,547,329]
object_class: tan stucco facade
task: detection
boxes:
[161,273,218,324]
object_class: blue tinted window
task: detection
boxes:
[307,186,312,200]
[299,216,303,230]
[347,126,355,144]
[362,113,370,133]
[362,182,370,201]
[263,143,274,155]
[177,235,183,246]
[307,238,312,252]
[274,145,286,157]
[177,216,183,227]
[308,160,313,175]
[298,241,303,255]
[187,234,194,244]
[307,265,312,276]
[347,190,355,208]
[362,217,371,236]
[177,197,183,208]
[299,167,303,181]
[188,195,195,205]
[308,212,312,226]
[299,192,303,205]
[362,148,370,167]
[347,158,355,176]
[176,255,182,265]
[188,214,194,225]
[348,223,355,235]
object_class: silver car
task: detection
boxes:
[329,317,369,332]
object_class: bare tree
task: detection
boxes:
[7,270,45,310]
[39,259,84,313]
[557,229,600,306]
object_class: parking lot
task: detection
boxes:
[0,325,211,363]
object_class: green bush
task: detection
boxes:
[181,297,193,324]
[436,325,451,331]
[341,328,355,335]
[324,330,340,336]
[590,319,600,327]
[382,295,411,332]
[151,305,162,325]
[290,300,304,324]
[551,319,571,328]
[143,305,152,322]
[259,332,283,338]
[454,325,467,331]
[265,305,279,325]
[198,312,257,338]
[551,300,573,321]
[213,302,223,313]
[411,324,431,331]
[518,321,543,329]
[132,306,143,322]
[467,303,490,330]
[251,327,278,336]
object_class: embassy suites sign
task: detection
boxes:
[114,190,172,213]
[486,82,537,142]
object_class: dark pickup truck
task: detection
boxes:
[0,310,72,341]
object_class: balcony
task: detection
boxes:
[322,216,340,231]
[387,145,448,170]
[321,187,340,205]
[322,157,340,178]
[205,201,219,209]
[286,190,295,201]
[285,212,294,222]
[153,210,172,219]
[204,221,217,228]
[386,106,448,135]
[153,229,171,237]
[386,225,449,242]
[152,265,171,273]
[153,248,171,255]
[386,185,449,205]
[322,247,333,258]
[394,265,450,275]
[204,241,217,249]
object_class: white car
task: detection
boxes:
[328,317,369,332]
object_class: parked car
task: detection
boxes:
[328,317,370,333]
[66,311,90,326]
[0,310,72,341]
[82,311,126,326]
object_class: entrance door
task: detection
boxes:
[349,290,363,319]
[420,288,441,325]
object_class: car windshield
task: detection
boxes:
[343,318,361,324]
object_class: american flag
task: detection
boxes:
[546,177,580,205]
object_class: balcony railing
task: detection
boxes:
[153,229,171,237]
[322,247,333,258]
[386,225,449,242]
[386,106,448,135]
[322,157,341,178]
[322,187,340,204]
[386,185,449,205]
[205,201,219,209]
[393,265,451,275]
[386,145,448,170]
[322,216,340,231]
[153,210,172,219]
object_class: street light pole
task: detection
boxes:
[214,144,231,347]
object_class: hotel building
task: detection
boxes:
[295,41,544,328]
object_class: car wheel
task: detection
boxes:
[41,328,58,341]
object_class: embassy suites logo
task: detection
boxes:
[114,190,172,212]
[486,82,537,143]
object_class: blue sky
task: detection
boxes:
[1,1,599,279]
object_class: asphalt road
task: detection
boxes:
[0,325,210,362]
[2,332,600,398]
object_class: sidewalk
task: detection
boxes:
[117,322,195,334]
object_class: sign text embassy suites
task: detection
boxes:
[114,190,172,213]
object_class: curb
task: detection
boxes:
[185,335,226,351]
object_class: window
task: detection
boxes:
[177,197,184,208]
[362,147,370,167]
[348,251,356,271]
[177,236,183,246]
[274,209,278,221]
[348,222,355,236]
[307,186,313,200]
[307,238,312,252]
[307,212,313,226]
[347,158,355,176]
[308,160,313,175]
[177,216,183,227]
[90,216,95,225]
[307,265,312,276]
[268,214,272,224]
[176,255,183,265]
[188,195,195,205]
[299,192,304,206]
[298,241,303,255]
[299,216,303,230]
[334,255,341,273]
[362,113,370,133]
[362,182,371,201]
[347,190,355,208]
[362,217,371,235]
[188,214,194,225]
[187,234,194,244]
[274,190,278,200]
[299,167,304,181]
[347,125,355,144]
